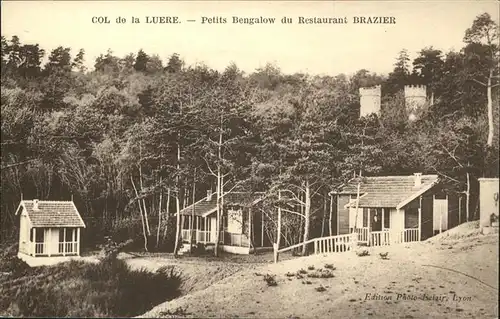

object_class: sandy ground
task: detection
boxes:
[122,249,297,295]
[134,222,498,319]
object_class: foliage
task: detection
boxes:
[356,249,370,257]
[0,256,182,317]
[0,12,498,250]
[307,269,335,278]
[263,274,278,286]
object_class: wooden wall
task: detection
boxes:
[337,194,350,235]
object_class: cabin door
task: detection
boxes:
[433,198,448,233]
[32,228,46,255]
[371,208,382,231]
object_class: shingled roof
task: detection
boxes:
[16,200,86,228]
[336,174,439,209]
[178,192,265,217]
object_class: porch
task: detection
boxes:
[350,227,420,246]
[179,207,253,254]
[180,228,251,248]
[348,206,421,246]
[19,227,80,257]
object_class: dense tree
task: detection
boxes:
[463,12,499,148]
[134,49,149,73]
[0,12,497,250]
[412,47,444,103]
[385,49,411,96]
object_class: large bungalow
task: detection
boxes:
[177,191,273,254]
[331,173,465,246]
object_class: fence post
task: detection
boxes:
[273,243,278,263]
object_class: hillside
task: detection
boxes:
[139,223,498,319]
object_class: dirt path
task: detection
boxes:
[138,229,498,319]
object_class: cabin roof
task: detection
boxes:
[336,175,439,209]
[17,200,86,228]
[178,192,265,217]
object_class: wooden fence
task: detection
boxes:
[273,233,357,263]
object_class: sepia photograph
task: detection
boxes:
[0,1,499,318]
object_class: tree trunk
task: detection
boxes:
[139,142,151,236]
[156,180,163,249]
[190,168,197,253]
[354,181,361,230]
[173,142,182,257]
[277,190,282,249]
[487,70,494,147]
[329,193,334,236]
[302,180,311,256]
[466,171,471,222]
[321,190,326,237]
[162,188,171,242]
[214,123,223,257]
[131,176,148,252]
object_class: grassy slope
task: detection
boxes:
[140,223,499,319]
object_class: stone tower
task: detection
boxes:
[359,85,381,118]
[404,85,427,111]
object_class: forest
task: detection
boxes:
[1,13,498,254]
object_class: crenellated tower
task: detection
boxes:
[404,85,427,110]
[359,85,381,118]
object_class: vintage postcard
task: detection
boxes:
[1,1,498,318]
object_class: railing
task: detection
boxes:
[196,230,212,243]
[370,230,391,246]
[403,228,419,242]
[314,233,356,254]
[350,227,369,243]
[181,229,215,243]
[34,243,45,255]
[59,242,78,254]
[274,233,357,262]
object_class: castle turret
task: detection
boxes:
[404,85,427,111]
[359,85,381,118]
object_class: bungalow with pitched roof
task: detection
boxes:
[177,191,272,254]
[15,199,86,266]
[331,173,465,246]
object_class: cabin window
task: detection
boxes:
[35,229,44,243]
[66,228,74,241]
[30,228,34,242]
[362,208,368,227]
[58,228,76,242]
[383,209,390,229]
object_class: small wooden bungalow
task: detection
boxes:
[177,191,272,254]
[15,199,86,266]
[332,173,465,246]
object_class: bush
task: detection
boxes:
[2,258,182,317]
[0,255,31,278]
[307,269,335,279]
[263,274,277,286]
[356,249,370,257]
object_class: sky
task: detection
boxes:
[1,1,499,76]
